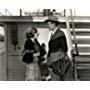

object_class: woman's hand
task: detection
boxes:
[24,50,34,53]
[33,52,40,57]
[21,50,29,55]
[25,50,30,53]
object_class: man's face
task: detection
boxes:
[34,33,39,39]
[47,21,55,31]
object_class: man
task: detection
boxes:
[44,16,73,81]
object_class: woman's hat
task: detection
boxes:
[44,16,60,24]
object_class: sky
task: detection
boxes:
[0,0,90,15]
[0,0,90,34]
[0,0,89,13]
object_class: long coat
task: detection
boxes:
[47,29,68,65]
[47,29,73,81]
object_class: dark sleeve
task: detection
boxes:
[24,40,30,50]
[24,40,35,50]
[34,39,46,57]
[40,46,46,57]
[59,36,68,53]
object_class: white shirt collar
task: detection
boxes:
[31,38,35,42]
[51,26,59,36]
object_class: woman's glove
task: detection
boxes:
[33,52,40,57]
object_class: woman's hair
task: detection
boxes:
[26,26,37,39]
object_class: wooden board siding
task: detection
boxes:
[6,22,50,81]
[70,24,90,80]
[7,23,30,81]
[7,56,26,81]
[0,52,7,80]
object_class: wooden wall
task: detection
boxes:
[6,22,30,80]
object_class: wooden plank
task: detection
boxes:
[70,29,90,32]
[72,39,90,44]
[77,69,90,74]
[75,56,90,62]
[1,16,90,22]
[73,47,90,53]
[0,52,6,80]
[33,22,90,28]
[8,55,26,81]
[0,16,33,22]
[8,73,25,81]
[4,22,88,29]
[71,32,90,36]
[70,22,90,29]
[69,16,90,20]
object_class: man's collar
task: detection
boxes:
[51,26,59,36]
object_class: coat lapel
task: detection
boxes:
[50,29,64,40]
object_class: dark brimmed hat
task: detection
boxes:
[44,16,60,24]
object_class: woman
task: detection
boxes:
[22,26,46,81]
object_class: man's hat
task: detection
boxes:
[44,16,60,24]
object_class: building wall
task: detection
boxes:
[7,23,27,80]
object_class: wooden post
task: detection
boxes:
[70,9,79,80]
[4,24,8,80]
[20,9,22,16]
[70,9,79,56]
[66,17,73,60]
